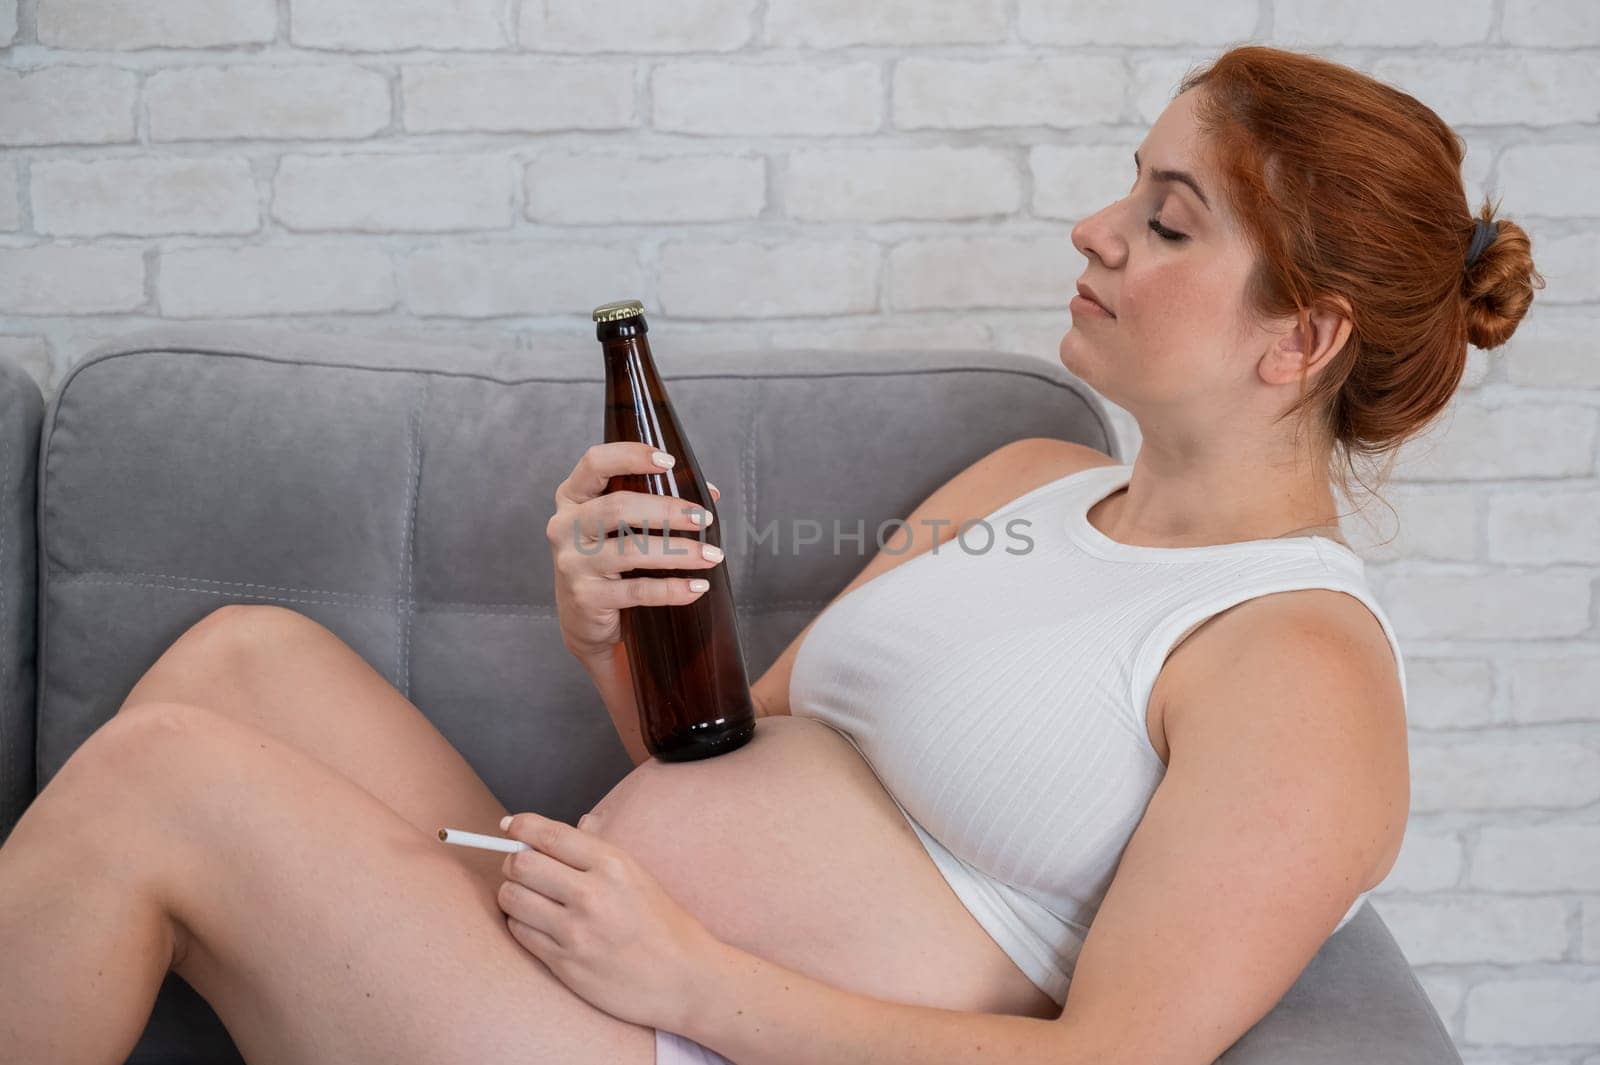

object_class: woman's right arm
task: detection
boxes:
[576,641,650,768]
[548,441,727,768]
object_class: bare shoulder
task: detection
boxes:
[874,436,1116,580]
[955,437,1120,520]
[1162,587,1411,884]
[1167,588,1403,712]
[875,436,1118,561]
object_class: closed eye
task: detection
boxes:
[1149,217,1188,243]
[1131,164,1190,243]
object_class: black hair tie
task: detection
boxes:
[1465,218,1497,271]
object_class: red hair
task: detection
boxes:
[1174,45,1544,499]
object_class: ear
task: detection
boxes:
[1259,296,1353,388]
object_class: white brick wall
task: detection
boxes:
[526,151,765,223]
[158,242,394,317]
[31,156,259,236]
[402,240,643,317]
[2,3,1597,1058]
[0,160,20,230]
[36,0,275,50]
[786,146,1020,221]
[767,0,1007,47]
[403,62,635,133]
[519,0,755,53]
[651,61,881,135]
[291,0,507,52]
[272,152,514,231]
[146,65,392,141]
[0,66,137,145]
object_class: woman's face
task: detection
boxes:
[1060,89,1268,429]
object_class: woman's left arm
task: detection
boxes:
[497,810,1075,1062]
[677,602,1406,1065]
[499,602,1405,1065]
[681,937,1074,1063]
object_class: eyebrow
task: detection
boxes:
[1133,150,1211,212]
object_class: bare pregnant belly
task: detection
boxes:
[586,714,1060,1020]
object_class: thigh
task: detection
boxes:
[90,701,654,1065]
[121,604,511,885]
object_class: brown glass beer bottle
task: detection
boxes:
[592,298,757,761]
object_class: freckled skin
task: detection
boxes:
[587,715,1062,1020]
[1060,90,1269,416]
[1057,86,1354,549]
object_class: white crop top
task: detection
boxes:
[788,461,1407,1007]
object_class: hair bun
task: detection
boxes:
[1463,209,1544,350]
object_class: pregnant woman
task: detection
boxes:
[0,44,1540,1065]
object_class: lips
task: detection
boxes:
[1075,281,1115,317]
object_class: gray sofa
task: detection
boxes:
[0,323,1460,1064]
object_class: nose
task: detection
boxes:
[1070,199,1128,270]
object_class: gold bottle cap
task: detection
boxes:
[592,299,645,324]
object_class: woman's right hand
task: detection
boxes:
[546,442,724,665]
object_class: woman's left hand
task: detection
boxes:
[496,810,722,1031]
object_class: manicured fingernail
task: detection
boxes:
[500,815,512,830]
[707,480,719,494]
[652,451,675,468]
[689,579,710,591]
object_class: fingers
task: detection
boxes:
[547,443,724,660]
[591,574,714,610]
[506,915,562,957]
[499,883,568,948]
[573,531,724,578]
[502,846,585,905]
[560,442,675,507]
[502,812,600,873]
[549,491,713,547]
[556,442,719,511]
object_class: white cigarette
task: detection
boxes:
[437,827,530,853]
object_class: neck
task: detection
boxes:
[1096,454,1347,550]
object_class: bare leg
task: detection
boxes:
[117,603,514,885]
[0,701,655,1065]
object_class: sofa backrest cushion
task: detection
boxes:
[0,354,41,839]
[32,323,1116,824]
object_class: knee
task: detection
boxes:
[29,704,219,843]
[77,702,225,791]
[189,602,313,648]
[156,604,320,678]
[35,705,227,936]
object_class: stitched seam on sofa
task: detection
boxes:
[48,571,838,613]
[34,379,50,772]
[56,576,407,611]
[59,343,1096,388]
[1,425,8,807]
[52,346,1111,450]
[742,384,757,590]
[51,569,400,603]
[48,575,556,616]
[398,375,426,700]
